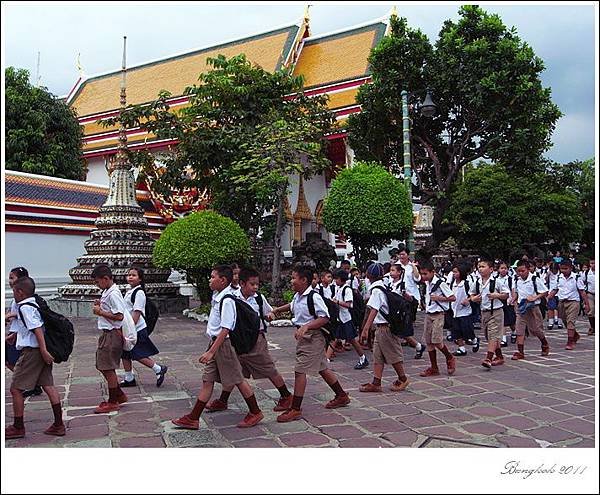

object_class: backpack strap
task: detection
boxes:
[17,302,41,332]
[255,294,268,332]
[218,294,238,324]
[585,269,590,293]
[307,291,317,319]
[429,278,446,312]
[490,278,496,314]
[130,286,143,304]
[531,275,539,295]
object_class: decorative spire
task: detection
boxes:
[116,36,128,171]
[390,5,398,18]
[303,4,311,23]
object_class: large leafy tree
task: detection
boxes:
[5,67,85,180]
[446,163,583,259]
[348,7,562,249]
[322,162,413,269]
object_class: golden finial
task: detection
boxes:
[76,52,84,77]
[390,5,398,18]
[303,4,311,22]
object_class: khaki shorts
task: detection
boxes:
[295,329,328,375]
[558,300,580,330]
[586,294,595,317]
[481,310,504,342]
[203,338,245,387]
[12,347,54,391]
[423,312,445,345]
[239,333,279,380]
[96,329,124,371]
[373,324,404,365]
[515,305,545,338]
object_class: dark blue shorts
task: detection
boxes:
[122,328,159,361]
[5,341,21,366]
[337,320,358,341]
[547,297,558,311]
[451,315,476,341]
[503,304,517,326]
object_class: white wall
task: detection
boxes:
[85,157,110,186]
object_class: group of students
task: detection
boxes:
[4,249,595,437]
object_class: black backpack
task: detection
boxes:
[341,285,367,329]
[219,295,261,355]
[318,285,336,300]
[18,295,75,364]
[130,287,159,335]
[254,294,268,332]
[369,285,413,337]
[307,290,339,345]
[474,277,500,314]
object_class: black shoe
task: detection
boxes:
[23,385,43,398]
[414,345,425,359]
[472,338,480,353]
[446,333,453,342]
[354,357,369,370]
[156,365,168,387]
[501,339,508,348]
[510,333,517,344]
[119,379,137,387]
[556,322,563,329]
[547,323,554,331]
[453,348,467,356]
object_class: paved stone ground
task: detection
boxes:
[4,313,596,448]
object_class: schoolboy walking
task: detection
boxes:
[511,260,551,360]
[205,267,293,413]
[358,263,410,392]
[496,261,517,346]
[469,259,510,369]
[449,263,476,357]
[418,260,457,377]
[545,262,563,330]
[173,265,263,429]
[269,265,351,423]
[580,258,595,336]
[5,277,65,439]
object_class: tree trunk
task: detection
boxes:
[425,196,452,253]
[271,188,287,301]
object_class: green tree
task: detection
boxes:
[322,162,413,269]
[348,7,561,249]
[152,210,249,301]
[446,163,583,259]
[5,67,85,180]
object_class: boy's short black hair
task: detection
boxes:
[419,260,435,272]
[320,269,332,276]
[10,266,29,278]
[293,265,315,285]
[559,259,573,267]
[478,259,494,268]
[382,262,391,273]
[340,260,351,267]
[91,264,113,279]
[13,276,36,297]
[516,259,530,268]
[239,267,260,283]
[397,244,409,255]
[333,269,349,282]
[213,265,233,283]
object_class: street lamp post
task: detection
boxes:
[400,88,437,255]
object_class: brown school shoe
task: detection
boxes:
[446,356,457,376]
[541,345,550,356]
[359,382,382,393]
[491,357,505,366]
[573,331,581,343]
[481,358,492,369]
[94,401,120,414]
[44,424,66,436]
[277,408,302,423]
[325,393,351,409]
[205,398,228,412]
[5,425,25,439]
[172,414,199,430]
[237,411,264,428]
[564,340,575,350]
[116,392,128,404]
[511,351,525,360]
[390,379,409,392]
[273,395,293,412]
[419,367,440,377]
[588,328,595,336]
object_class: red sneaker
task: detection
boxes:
[237,411,264,428]
[171,414,199,430]
[491,357,505,366]
[273,395,293,412]
[481,359,492,369]
[205,399,228,412]
[94,401,120,414]
[44,424,66,436]
[511,352,525,360]
[541,345,550,356]
[446,356,457,375]
[325,393,351,409]
[359,382,382,393]
[5,425,25,439]
[277,408,302,423]
[419,367,440,377]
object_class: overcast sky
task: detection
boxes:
[2,2,597,163]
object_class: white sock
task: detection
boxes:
[416,343,423,351]
[125,371,134,382]
[458,346,466,352]
[152,363,162,374]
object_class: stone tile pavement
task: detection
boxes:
[4,313,596,448]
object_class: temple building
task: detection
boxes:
[5,11,397,297]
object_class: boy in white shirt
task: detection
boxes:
[173,265,263,430]
[6,277,64,439]
[580,258,595,336]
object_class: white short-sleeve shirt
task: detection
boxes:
[291,287,329,326]
[14,297,44,350]
[514,273,548,305]
[8,300,19,333]
[550,273,580,301]
[124,286,147,332]
[426,276,454,313]
[367,280,389,325]
[207,286,237,338]
[580,269,595,295]
[335,283,354,324]
[234,289,273,332]
[468,276,510,311]
[397,261,421,300]
[318,283,336,301]
[97,284,126,330]
[452,281,472,318]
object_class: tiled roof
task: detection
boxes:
[70,24,302,117]
[292,21,386,89]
